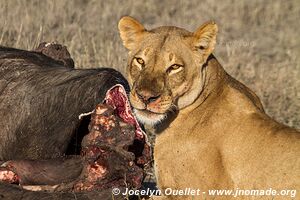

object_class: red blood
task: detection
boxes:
[105,85,144,140]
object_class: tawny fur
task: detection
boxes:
[118,16,300,200]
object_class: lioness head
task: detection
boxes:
[118,16,218,126]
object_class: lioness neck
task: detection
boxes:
[178,55,227,117]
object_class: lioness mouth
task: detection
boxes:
[135,108,162,115]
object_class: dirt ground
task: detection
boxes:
[0,0,299,129]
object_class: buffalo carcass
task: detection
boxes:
[0,43,150,199]
[0,43,129,160]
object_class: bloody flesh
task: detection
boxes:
[105,84,144,140]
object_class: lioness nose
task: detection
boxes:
[136,89,161,104]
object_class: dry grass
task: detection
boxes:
[0,0,299,129]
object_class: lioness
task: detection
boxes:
[118,16,300,199]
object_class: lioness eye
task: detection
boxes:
[167,64,183,74]
[131,57,145,72]
[136,57,145,65]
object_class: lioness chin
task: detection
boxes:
[118,16,300,200]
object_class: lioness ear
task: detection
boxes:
[118,16,146,50]
[193,21,218,57]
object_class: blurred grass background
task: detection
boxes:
[0,0,299,129]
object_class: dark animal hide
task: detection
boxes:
[0,44,147,200]
[0,44,128,160]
